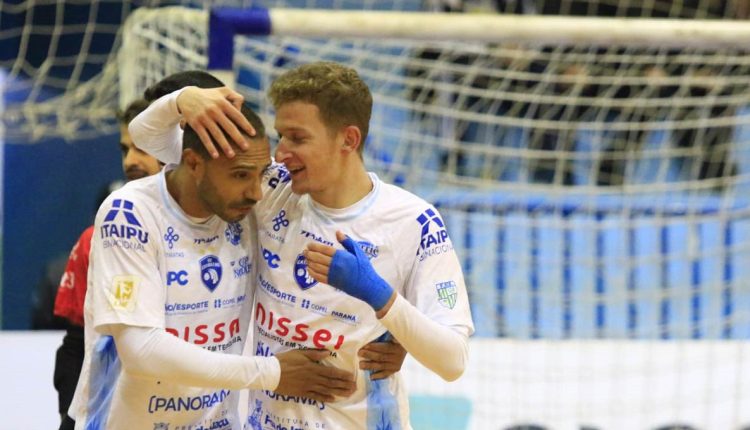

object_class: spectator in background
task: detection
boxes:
[426,0,742,188]
[118,100,162,181]
[532,0,741,187]
[51,98,162,430]
[538,0,746,19]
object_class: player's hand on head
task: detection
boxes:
[176,86,254,158]
[274,349,356,403]
[358,339,407,380]
[306,230,395,312]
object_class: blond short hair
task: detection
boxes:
[269,62,372,155]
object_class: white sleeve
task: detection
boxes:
[379,294,469,382]
[109,324,281,390]
[381,203,474,382]
[129,88,185,165]
[89,194,165,329]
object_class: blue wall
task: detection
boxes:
[3,134,121,329]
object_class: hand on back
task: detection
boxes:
[274,349,356,403]
[358,340,407,380]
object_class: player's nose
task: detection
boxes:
[123,150,140,169]
[244,181,263,202]
[274,141,291,163]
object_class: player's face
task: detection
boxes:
[196,136,271,223]
[120,125,162,181]
[274,101,345,198]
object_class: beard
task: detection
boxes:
[197,176,256,223]
[125,167,149,181]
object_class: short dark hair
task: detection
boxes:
[116,98,150,125]
[144,70,225,102]
[183,102,266,159]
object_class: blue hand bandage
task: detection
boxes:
[328,236,394,311]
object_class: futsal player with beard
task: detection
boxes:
[68,78,355,430]
[52,98,162,430]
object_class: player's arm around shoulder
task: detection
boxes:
[129,89,184,165]
[131,86,255,163]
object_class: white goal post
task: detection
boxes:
[211,8,750,48]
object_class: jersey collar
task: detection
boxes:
[306,172,381,224]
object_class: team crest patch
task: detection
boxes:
[108,275,139,311]
[436,281,457,309]
[225,222,243,246]
[200,255,223,292]
[293,253,318,290]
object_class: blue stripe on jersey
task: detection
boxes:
[85,336,121,430]
[366,332,401,430]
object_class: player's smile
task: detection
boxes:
[287,166,305,178]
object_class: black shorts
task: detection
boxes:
[53,326,84,428]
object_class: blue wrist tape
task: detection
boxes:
[328,236,393,311]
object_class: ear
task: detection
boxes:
[340,125,362,155]
[182,149,206,179]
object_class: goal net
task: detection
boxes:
[122,4,750,430]
[0,0,422,142]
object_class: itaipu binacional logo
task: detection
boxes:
[416,208,452,261]
[200,255,223,292]
[436,281,457,309]
[100,199,149,249]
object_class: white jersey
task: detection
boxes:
[246,164,474,430]
[127,92,474,429]
[70,167,256,430]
